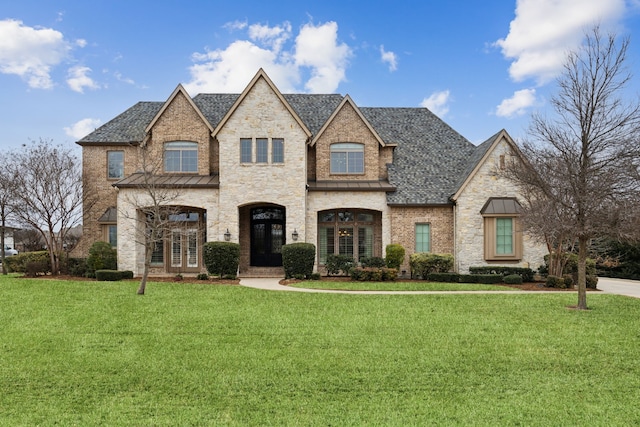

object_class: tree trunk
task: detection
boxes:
[577,237,588,310]
[137,244,153,295]
[1,210,6,275]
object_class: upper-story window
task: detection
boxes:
[256,138,268,163]
[164,141,198,173]
[240,138,284,164]
[107,151,124,179]
[330,143,364,174]
[272,138,284,163]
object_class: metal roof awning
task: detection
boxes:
[98,207,118,223]
[307,180,396,192]
[480,197,523,215]
[113,173,220,189]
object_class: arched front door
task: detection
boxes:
[250,207,285,267]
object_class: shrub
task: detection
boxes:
[426,272,460,283]
[67,258,88,277]
[310,273,321,280]
[469,266,535,282]
[360,256,386,268]
[95,270,123,281]
[410,253,454,279]
[3,251,51,274]
[546,275,566,289]
[350,267,397,281]
[282,243,316,279]
[25,261,49,277]
[586,275,599,289]
[203,241,240,277]
[196,273,209,280]
[542,253,598,287]
[86,241,117,278]
[562,274,574,288]
[385,244,405,270]
[459,274,503,284]
[503,274,523,284]
[326,254,354,276]
[121,270,134,279]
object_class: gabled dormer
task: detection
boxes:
[144,84,214,175]
[311,95,390,182]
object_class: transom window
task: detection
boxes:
[240,138,285,164]
[330,143,364,174]
[164,141,198,173]
[318,209,378,264]
[107,151,124,179]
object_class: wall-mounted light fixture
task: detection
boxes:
[292,229,299,241]
[224,229,231,242]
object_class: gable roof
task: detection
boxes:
[145,84,213,134]
[211,68,312,139]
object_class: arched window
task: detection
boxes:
[164,141,198,173]
[330,143,364,174]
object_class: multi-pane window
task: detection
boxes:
[415,223,431,252]
[240,138,252,163]
[330,143,364,174]
[107,151,124,179]
[318,209,377,264]
[240,138,284,164]
[272,138,284,163]
[164,141,198,172]
[256,138,268,163]
[108,225,117,248]
[496,218,514,255]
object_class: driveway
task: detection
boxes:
[596,277,640,299]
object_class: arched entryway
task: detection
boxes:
[250,206,286,267]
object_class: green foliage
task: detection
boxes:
[545,275,567,289]
[325,254,354,276]
[458,274,504,284]
[596,240,640,280]
[203,241,240,277]
[67,258,88,277]
[359,256,386,268]
[503,274,523,284]
[309,273,321,280]
[542,253,598,288]
[469,266,535,282]
[95,270,125,281]
[282,243,316,279]
[350,267,397,281]
[426,272,460,283]
[2,251,51,274]
[385,244,405,270]
[196,273,209,280]
[410,253,454,279]
[86,241,117,278]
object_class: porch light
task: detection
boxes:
[292,229,299,241]
[224,229,231,242]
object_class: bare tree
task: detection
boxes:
[8,139,93,275]
[505,27,640,309]
[119,141,197,295]
[0,157,17,274]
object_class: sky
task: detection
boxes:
[1,0,640,155]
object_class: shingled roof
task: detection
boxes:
[77,91,488,205]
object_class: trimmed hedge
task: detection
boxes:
[385,244,405,270]
[426,272,460,283]
[203,241,240,278]
[360,256,386,268]
[469,266,535,282]
[350,267,398,281]
[326,254,354,276]
[458,274,504,284]
[282,243,316,279]
[503,274,523,284]
[410,253,454,279]
[2,251,51,274]
[95,270,133,281]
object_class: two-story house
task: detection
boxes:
[77,69,546,276]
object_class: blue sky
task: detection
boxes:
[1,0,639,154]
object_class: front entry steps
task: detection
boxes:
[239,266,285,278]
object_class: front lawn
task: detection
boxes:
[1,275,639,425]
[287,280,517,291]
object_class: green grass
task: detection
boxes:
[1,275,640,425]
[288,280,514,291]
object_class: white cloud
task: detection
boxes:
[67,65,100,93]
[184,21,351,95]
[0,19,72,89]
[420,90,451,117]
[495,88,537,118]
[380,45,397,72]
[495,0,626,84]
[64,118,102,139]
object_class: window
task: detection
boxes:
[272,138,284,163]
[481,198,523,261]
[107,151,124,179]
[415,223,431,252]
[164,141,198,172]
[240,138,252,163]
[330,143,364,174]
[318,209,378,264]
[151,239,164,265]
[256,138,268,163]
[108,225,117,248]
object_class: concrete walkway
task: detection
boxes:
[240,277,640,298]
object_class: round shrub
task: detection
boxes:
[503,274,523,284]
[385,244,405,270]
[282,243,315,279]
[203,241,240,277]
[86,241,117,278]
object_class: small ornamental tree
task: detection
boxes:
[385,244,405,270]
